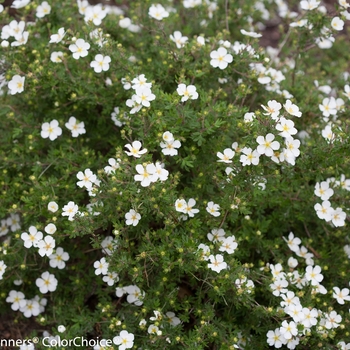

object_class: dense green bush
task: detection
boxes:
[0,0,350,349]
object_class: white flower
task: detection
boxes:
[0,260,6,279]
[90,54,111,73]
[8,75,25,95]
[184,0,202,7]
[239,147,260,166]
[324,310,342,329]
[314,181,334,201]
[276,118,297,138]
[165,311,181,326]
[37,235,56,257]
[61,201,79,221]
[102,271,119,286]
[36,271,58,294]
[176,84,199,102]
[125,209,141,226]
[170,31,188,49]
[50,51,64,63]
[76,168,97,189]
[49,27,65,43]
[94,257,109,275]
[160,135,181,156]
[217,148,235,163]
[84,4,107,26]
[11,0,31,9]
[148,4,169,20]
[266,328,287,348]
[65,116,86,137]
[57,325,66,333]
[124,141,147,158]
[261,100,282,120]
[134,87,156,107]
[283,100,302,118]
[183,198,199,217]
[119,17,132,28]
[207,228,225,243]
[113,330,134,349]
[283,232,301,252]
[11,31,29,46]
[131,74,152,90]
[126,95,142,114]
[256,133,280,156]
[36,1,51,18]
[104,158,120,174]
[210,47,233,70]
[331,16,344,31]
[154,162,169,181]
[40,120,62,141]
[305,265,323,285]
[219,236,238,254]
[333,287,350,304]
[240,29,262,38]
[314,200,333,221]
[44,223,56,235]
[69,38,90,59]
[21,226,43,248]
[331,207,346,227]
[134,164,157,187]
[20,299,41,318]
[175,199,187,213]
[47,201,59,213]
[6,290,26,311]
[300,0,320,10]
[101,236,117,255]
[208,254,227,273]
[206,201,220,217]
[279,320,297,340]
[125,285,145,305]
[49,247,69,269]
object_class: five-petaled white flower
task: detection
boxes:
[134,87,156,107]
[21,226,43,248]
[94,257,109,275]
[124,141,147,158]
[8,75,25,95]
[256,133,280,157]
[210,47,233,70]
[50,51,64,63]
[65,116,86,137]
[134,164,157,187]
[125,209,141,226]
[148,4,169,20]
[305,265,323,285]
[41,120,62,141]
[208,254,227,273]
[113,330,134,350]
[49,27,65,43]
[76,168,97,189]
[90,54,111,73]
[217,148,235,163]
[206,201,220,217]
[170,31,188,49]
[177,84,199,102]
[331,16,344,31]
[36,1,51,18]
[49,247,70,269]
[69,38,90,59]
[37,235,56,257]
[36,271,58,294]
[62,201,79,221]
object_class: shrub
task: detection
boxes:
[0,0,350,349]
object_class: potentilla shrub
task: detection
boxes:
[0,0,349,349]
